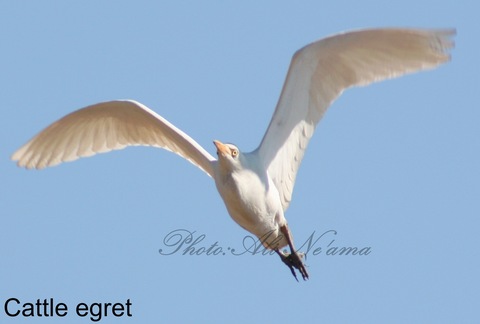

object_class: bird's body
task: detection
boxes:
[213,149,288,249]
[12,28,455,280]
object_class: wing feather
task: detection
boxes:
[256,28,455,211]
[12,100,215,176]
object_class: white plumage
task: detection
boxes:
[12,28,455,280]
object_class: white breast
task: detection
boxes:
[214,165,288,249]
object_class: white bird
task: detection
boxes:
[12,28,455,280]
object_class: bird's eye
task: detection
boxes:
[231,150,238,158]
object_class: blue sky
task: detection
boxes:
[1,1,478,323]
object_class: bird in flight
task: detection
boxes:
[12,28,455,281]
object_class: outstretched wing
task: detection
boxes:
[12,100,215,176]
[256,28,455,211]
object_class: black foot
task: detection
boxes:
[278,250,309,281]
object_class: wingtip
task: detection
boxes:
[11,148,24,166]
[11,146,42,170]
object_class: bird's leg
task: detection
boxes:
[275,249,299,281]
[278,224,309,281]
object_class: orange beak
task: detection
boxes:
[213,140,230,155]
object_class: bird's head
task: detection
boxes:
[213,140,243,172]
